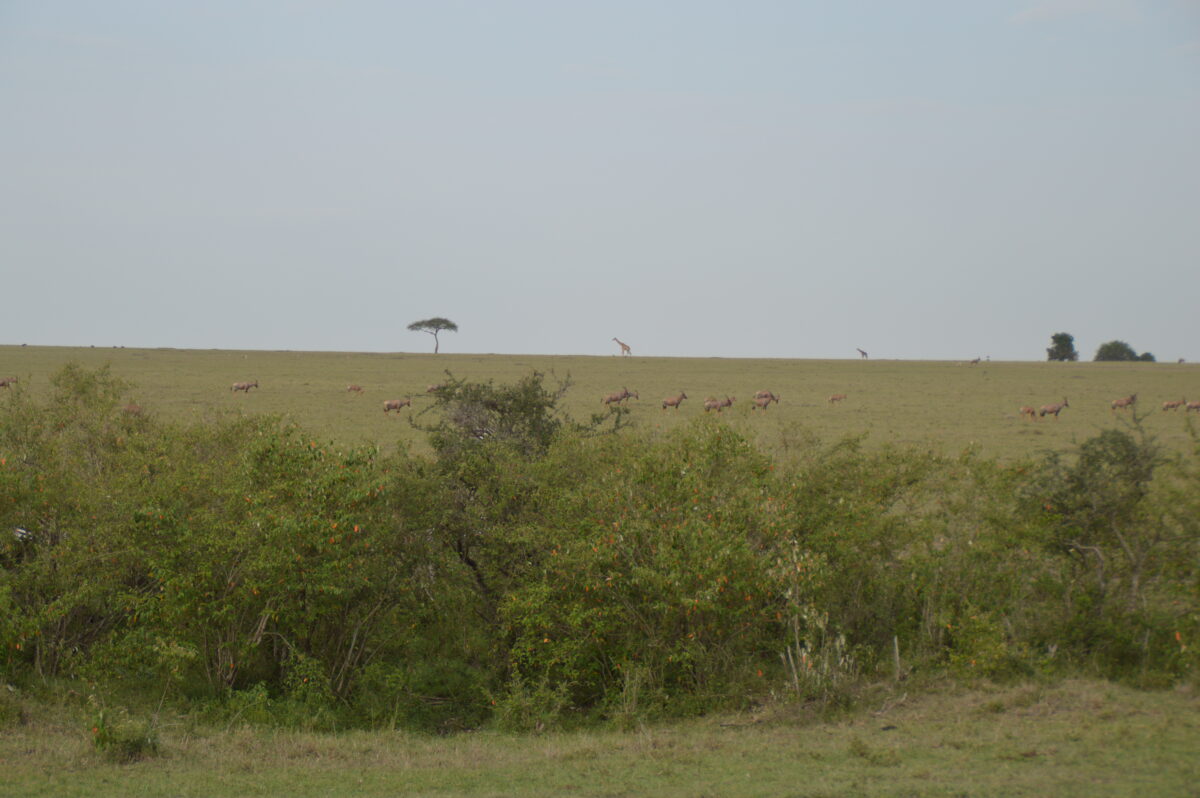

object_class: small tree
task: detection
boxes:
[1047,332,1078,362]
[1094,341,1142,362]
[407,317,458,354]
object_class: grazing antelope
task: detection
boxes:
[1186,401,1200,413]
[752,395,776,411]
[612,337,632,356]
[1111,394,1136,412]
[0,377,17,388]
[703,396,734,413]
[1162,398,1186,411]
[969,357,981,366]
[602,387,639,405]
[347,384,365,394]
[383,398,412,413]
[231,380,258,393]
[754,390,780,405]
[661,391,687,410]
[857,348,868,360]
[1039,397,1069,419]
[827,393,847,405]
[1019,405,1038,421]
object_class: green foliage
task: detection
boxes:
[90,701,160,763]
[1035,426,1199,675]
[1094,340,1154,362]
[1047,332,1078,362]
[3,364,1197,734]
[406,317,458,353]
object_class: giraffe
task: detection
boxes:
[857,348,868,360]
[612,337,632,356]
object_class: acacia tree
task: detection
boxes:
[1094,341,1154,362]
[1047,332,1079,362]
[407,317,458,354]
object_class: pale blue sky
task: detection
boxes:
[2,1,1197,360]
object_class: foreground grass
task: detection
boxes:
[2,345,1198,461]
[4,680,1197,797]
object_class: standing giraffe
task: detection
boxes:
[612,337,632,356]
[857,348,868,360]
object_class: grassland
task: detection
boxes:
[1,345,1197,460]
[4,680,1197,797]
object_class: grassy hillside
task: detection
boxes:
[1,345,1197,459]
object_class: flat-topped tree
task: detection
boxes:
[408,317,458,354]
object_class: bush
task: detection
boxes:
[3,366,1196,732]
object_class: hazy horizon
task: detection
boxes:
[2,2,1197,362]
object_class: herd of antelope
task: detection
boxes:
[1018,393,1200,420]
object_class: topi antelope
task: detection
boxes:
[1186,401,1200,413]
[1019,405,1038,421]
[383,398,412,413]
[703,396,734,413]
[1162,398,1186,411]
[752,395,777,411]
[1039,397,1069,418]
[612,337,632,356]
[1111,394,1136,412]
[827,393,847,405]
[0,377,17,388]
[231,380,258,393]
[602,387,639,405]
[662,391,687,410]
[754,390,779,405]
[347,384,365,394]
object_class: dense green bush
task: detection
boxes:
[2,365,1196,732]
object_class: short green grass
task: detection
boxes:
[3,680,1197,797]
[2,345,1197,460]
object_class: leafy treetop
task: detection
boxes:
[407,317,459,354]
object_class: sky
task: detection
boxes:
[2,1,1197,361]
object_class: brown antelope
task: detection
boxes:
[602,387,638,405]
[969,357,981,366]
[383,398,412,413]
[662,391,687,410]
[347,384,365,394]
[1039,397,1069,419]
[1110,394,1136,412]
[0,377,17,388]
[231,380,258,393]
[1186,401,1200,413]
[827,393,847,404]
[703,396,734,413]
[752,395,776,411]
[612,337,632,356]
[754,390,779,405]
[1162,398,1186,411]
[1019,405,1038,421]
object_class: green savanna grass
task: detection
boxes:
[2,345,1198,460]
[3,680,1198,797]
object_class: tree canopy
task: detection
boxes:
[407,317,458,354]
[1095,340,1154,362]
[1047,332,1078,362]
